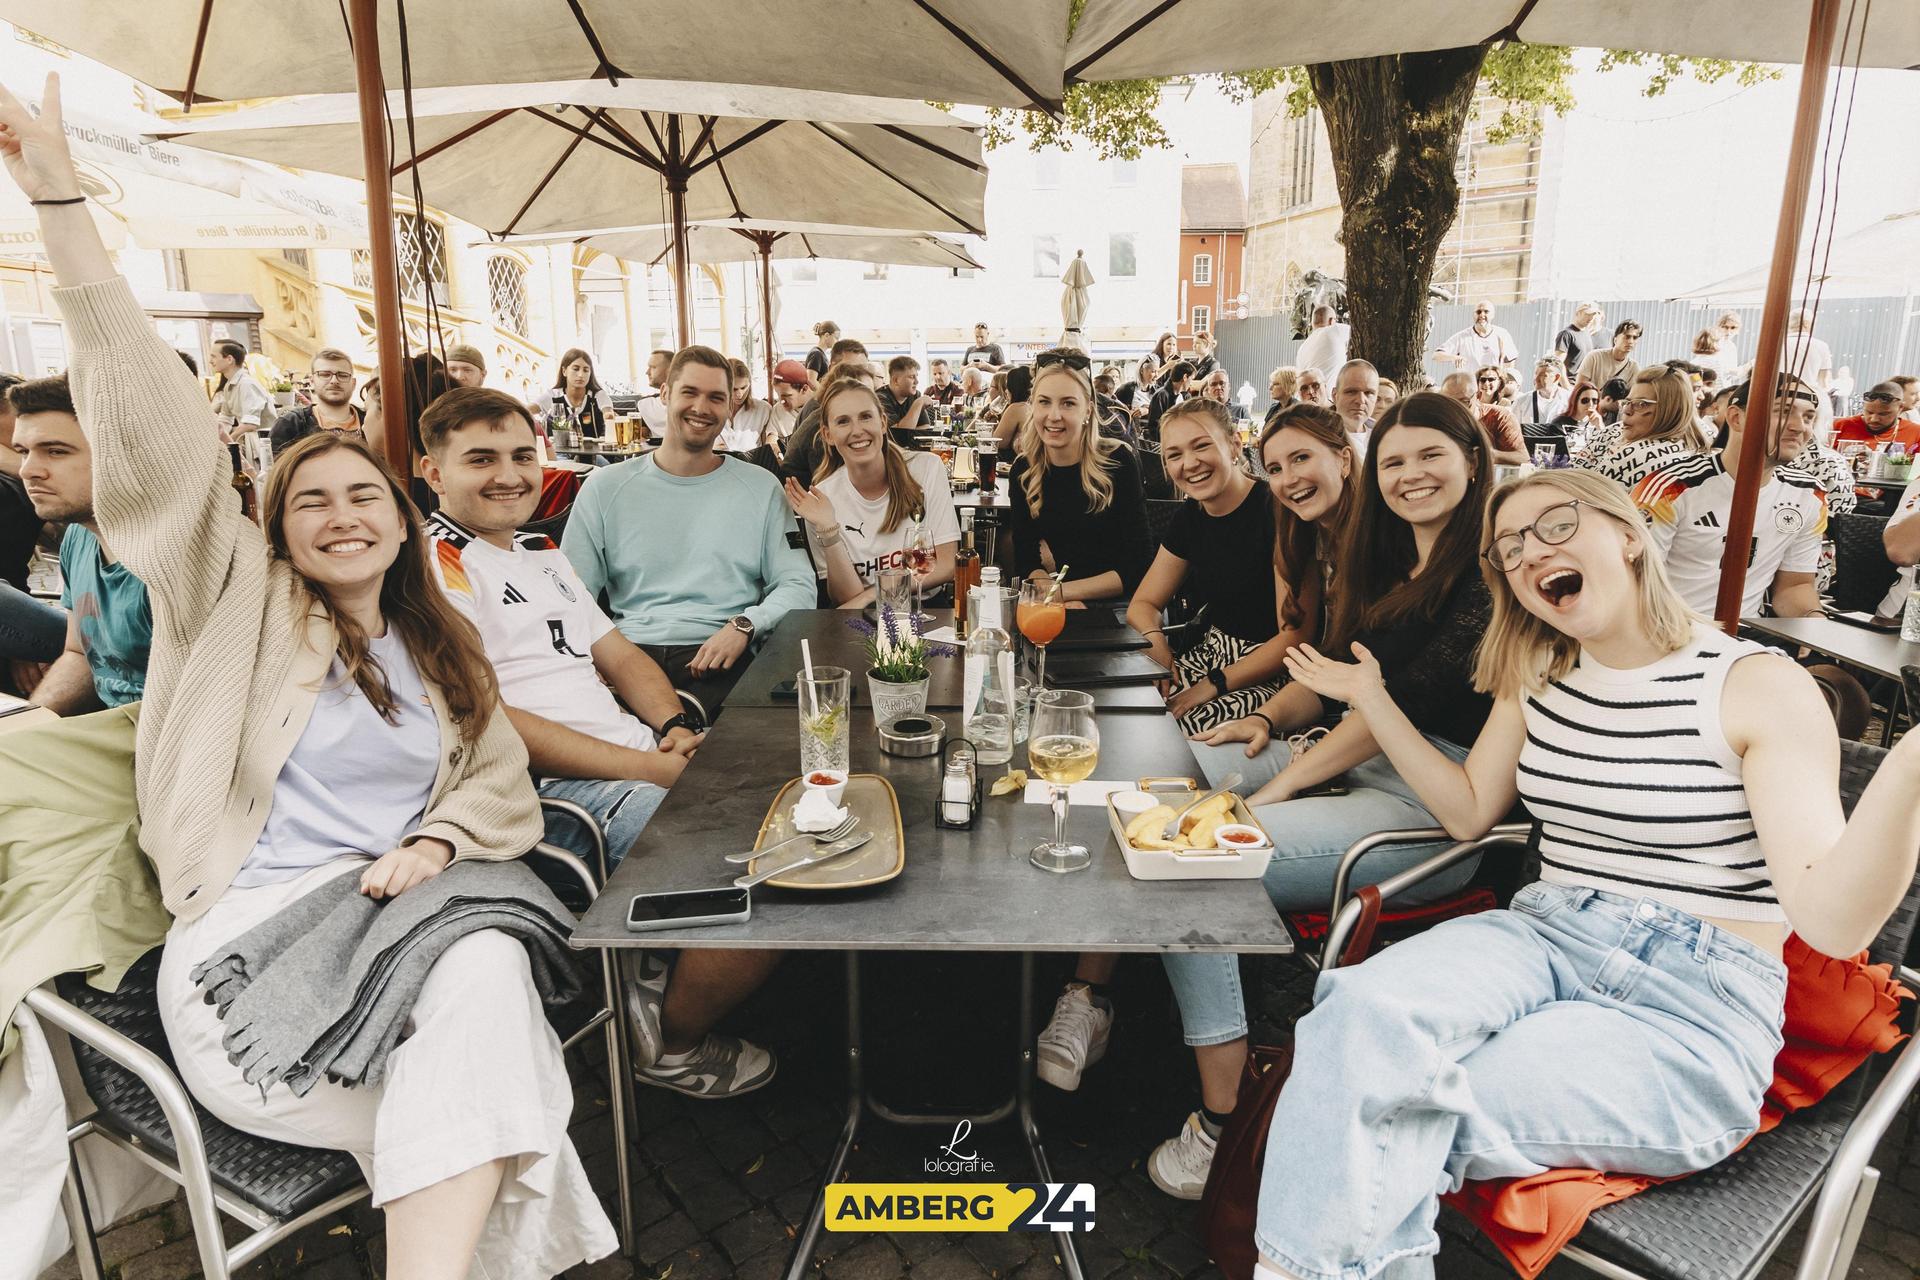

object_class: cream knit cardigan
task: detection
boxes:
[63,278,543,922]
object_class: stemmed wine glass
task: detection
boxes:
[904,516,935,621]
[1017,573,1067,693]
[1028,689,1099,873]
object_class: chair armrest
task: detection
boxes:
[1321,825,1534,971]
[22,987,231,1279]
[537,797,609,885]
[1794,1030,1920,1280]
[676,688,710,732]
[529,839,602,900]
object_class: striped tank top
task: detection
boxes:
[1516,625,1783,923]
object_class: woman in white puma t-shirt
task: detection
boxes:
[782,380,958,607]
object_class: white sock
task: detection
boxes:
[1253,1260,1298,1280]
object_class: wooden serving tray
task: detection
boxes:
[750,774,906,890]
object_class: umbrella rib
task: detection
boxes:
[686,114,720,162]
[181,0,218,110]
[691,119,787,174]
[587,111,668,171]
[500,123,591,237]
[1064,0,1187,81]
[638,111,669,157]
[805,122,984,236]
[875,124,987,175]
[907,0,1060,115]
[523,106,662,171]
[1487,0,1544,42]
[391,108,516,175]
[563,0,631,82]
[707,146,749,220]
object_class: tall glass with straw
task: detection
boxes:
[1017,566,1068,693]
[797,638,850,778]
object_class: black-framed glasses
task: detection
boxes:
[1483,499,1588,571]
[1477,374,1500,384]
[1034,350,1091,373]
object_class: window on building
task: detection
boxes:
[280,248,310,272]
[1287,113,1317,207]
[950,266,976,279]
[1109,158,1138,186]
[486,256,529,337]
[863,262,890,281]
[1034,150,1063,188]
[1108,232,1137,279]
[1033,234,1061,278]
[785,259,817,283]
[1192,252,1213,286]
[1191,305,1212,334]
[350,211,448,303]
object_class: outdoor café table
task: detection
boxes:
[573,704,1294,1280]
[726,609,1167,713]
[1740,612,1920,733]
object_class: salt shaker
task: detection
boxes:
[938,741,978,828]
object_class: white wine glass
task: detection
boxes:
[1028,689,1099,873]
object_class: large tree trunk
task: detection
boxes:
[1309,49,1488,388]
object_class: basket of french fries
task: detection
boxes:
[1106,778,1274,881]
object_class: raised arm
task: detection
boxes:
[1,74,239,633]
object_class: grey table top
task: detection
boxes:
[1740,614,1920,680]
[727,610,1167,712]
[574,706,1295,956]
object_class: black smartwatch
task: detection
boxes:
[657,712,698,737]
[1207,667,1229,697]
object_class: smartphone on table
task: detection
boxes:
[626,886,752,932]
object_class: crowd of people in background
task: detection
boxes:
[5,69,1920,1280]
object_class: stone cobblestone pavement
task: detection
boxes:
[41,951,1920,1280]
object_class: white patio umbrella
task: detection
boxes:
[153,80,988,343]
[1064,0,1920,81]
[504,219,984,389]
[2,0,1070,111]
[1672,209,1920,302]
[1060,248,1095,352]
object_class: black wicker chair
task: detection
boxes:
[1827,512,1897,615]
[1138,443,1174,500]
[30,837,635,1280]
[1320,739,1920,1280]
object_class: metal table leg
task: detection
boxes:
[782,951,1088,1280]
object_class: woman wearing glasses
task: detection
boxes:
[1008,349,1152,603]
[1570,364,1707,488]
[1145,394,1496,1200]
[1246,468,1920,1280]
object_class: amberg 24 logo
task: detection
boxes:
[827,1122,1095,1233]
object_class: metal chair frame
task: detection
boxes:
[28,833,634,1280]
[1318,830,1920,1280]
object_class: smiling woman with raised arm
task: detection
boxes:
[0,73,612,1278]
[1250,467,1920,1280]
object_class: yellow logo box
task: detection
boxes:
[826,1183,1096,1233]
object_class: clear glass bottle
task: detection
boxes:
[963,567,1015,766]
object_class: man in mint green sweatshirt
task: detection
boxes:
[563,345,814,712]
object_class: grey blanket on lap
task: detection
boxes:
[189,859,581,1096]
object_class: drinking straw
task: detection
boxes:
[801,638,819,718]
[1044,567,1070,605]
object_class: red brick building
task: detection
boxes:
[1177,163,1247,340]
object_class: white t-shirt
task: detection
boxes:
[1633,454,1827,618]
[636,395,668,438]
[804,450,960,585]
[1440,324,1518,370]
[1296,323,1349,379]
[719,400,774,453]
[1876,478,1920,617]
[1786,334,1833,389]
[427,512,655,754]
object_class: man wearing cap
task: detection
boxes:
[268,347,364,455]
[1832,381,1920,451]
[1632,375,1826,619]
[445,342,487,389]
[962,323,1004,371]
[769,358,810,443]
[925,358,965,408]
[1552,301,1601,379]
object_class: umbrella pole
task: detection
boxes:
[759,235,776,394]
[1714,0,1843,631]
[346,0,410,473]
[666,116,694,348]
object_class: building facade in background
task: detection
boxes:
[1177,163,1246,338]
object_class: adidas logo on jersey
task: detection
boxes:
[1692,511,1721,528]
[501,583,529,604]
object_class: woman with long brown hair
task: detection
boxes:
[1146,393,1497,1202]
[783,378,958,607]
[0,79,613,1277]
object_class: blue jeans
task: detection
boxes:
[0,580,64,662]
[1162,734,1475,1046]
[535,776,667,871]
[1257,883,1784,1280]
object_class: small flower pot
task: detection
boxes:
[868,670,930,724]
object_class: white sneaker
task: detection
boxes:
[1035,984,1112,1091]
[1148,1112,1219,1200]
[619,950,671,1069]
[639,1034,778,1099]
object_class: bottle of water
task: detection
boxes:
[963,567,1015,766]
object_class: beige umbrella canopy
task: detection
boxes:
[1060,248,1095,351]
[1064,0,1920,81]
[3,0,1070,110]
